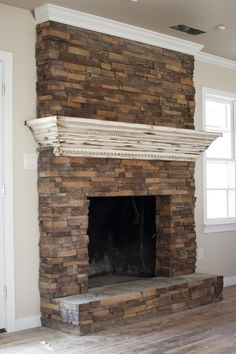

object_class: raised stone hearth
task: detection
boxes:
[43,274,223,335]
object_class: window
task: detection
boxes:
[203,88,236,232]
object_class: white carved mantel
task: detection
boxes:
[26,116,220,161]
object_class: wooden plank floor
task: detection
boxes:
[0,286,235,354]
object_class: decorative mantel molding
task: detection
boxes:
[26,116,220,162]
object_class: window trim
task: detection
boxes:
[202,87,236,233]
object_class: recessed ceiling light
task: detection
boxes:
[216,25,227,30]
[130,0,139,2]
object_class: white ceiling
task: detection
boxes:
[1,0,236,61]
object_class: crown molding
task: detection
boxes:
[34,4,236,69]
[34,3,204,56]
[197,52,236,70]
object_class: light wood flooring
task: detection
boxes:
[0,286,236,354]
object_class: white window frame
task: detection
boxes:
[202,87,236,233]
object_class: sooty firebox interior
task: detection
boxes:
[87,196,156,288]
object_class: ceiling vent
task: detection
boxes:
[169,24,206,35]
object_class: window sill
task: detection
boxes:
[204,223,236,233]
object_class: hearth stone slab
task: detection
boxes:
[41,274,223,335]
[89,275,142,288]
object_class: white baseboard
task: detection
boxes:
[224,276,236,287]
[14,315,41,332]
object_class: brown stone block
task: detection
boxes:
[44,28,70,41]
[70,38,88,47]
[68,46,90,57]
[64,62,86,72]
[92,309,110,319]
[101,84,119,90]
[118,104,137,113]
[62,181,91,188]
[67,216,88,227]
[38,95,53,101]
[71,235,89,245]
[96,110,116,118]
[61,259,77,267]
[108,52,123,61]
[158,294,171,306]
[123,312,138,320]
[145,299,160,310]
[49,67,67,79]
[46,258,64,265]
[86,66,102,75]
[120,85,141,93]
[101,63,112,70]
[181,77,193,86]
[48,48,60,59]
[124,304,146,315]
[171,301,186,311]
[52,220,67,228]
[39,281,57,291]
[44,248,77,257]
[76,274,88,282]
[191,288,211,299]
[64,82,83,89]
[67,72,86,81]
[92,177,116,183]
[52,157,71,165]
[166,64,186,73]
[41,300,59,311]
[142,289,158,299]
[79,319,93,326]
[99,297,123,307]
[38,185,58,194]
[68,95,86,104]
[112,62,133,72]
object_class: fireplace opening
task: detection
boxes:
[87,196,156,288]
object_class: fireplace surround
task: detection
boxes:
[29,19,223,334]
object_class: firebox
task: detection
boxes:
[87,196,156,287]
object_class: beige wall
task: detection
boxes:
[194,60,236,277]
[1,2,236,324]
[0,4,39,319]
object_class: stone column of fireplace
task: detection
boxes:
[36,21,197,320]
[156,194,196,276]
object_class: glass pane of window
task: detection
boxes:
[204,93,236,223]
[206,132,232,159]
[207,190,227,219]
[228,190,236,217]
[206,161,235,189]
[205,99,231,131]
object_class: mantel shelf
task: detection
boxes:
[26,116,221,162]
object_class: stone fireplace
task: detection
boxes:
[28,17,223,334]
[38,150,197,291]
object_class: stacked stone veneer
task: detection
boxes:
[36,21,200,327]
[36,22,195,127]
[45,275,223,334]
